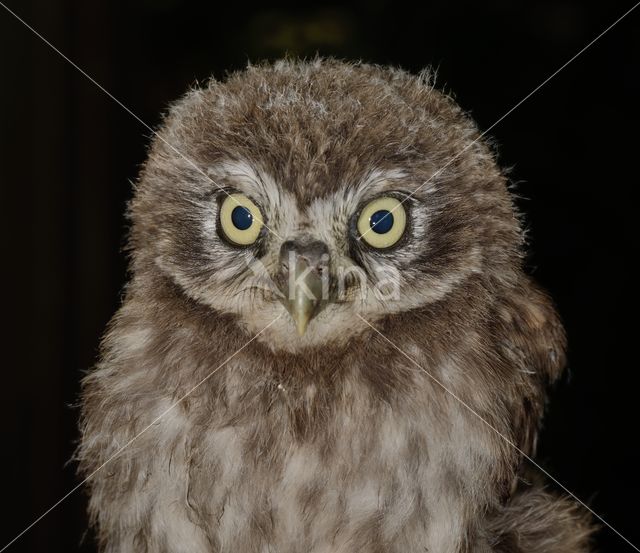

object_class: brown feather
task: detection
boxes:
[78,58,593,552]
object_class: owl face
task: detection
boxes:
[131,61,520,351]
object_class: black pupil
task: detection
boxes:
[370,209,394,234]
[231,206,253,230]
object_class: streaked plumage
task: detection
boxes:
[78,59,593,552]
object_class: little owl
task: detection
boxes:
[78,59,593,552]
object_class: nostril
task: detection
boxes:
[279,238,330,272]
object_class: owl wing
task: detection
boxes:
[496,277,567,458]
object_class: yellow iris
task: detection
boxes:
[219,193,264,246]
[357,196,407,249]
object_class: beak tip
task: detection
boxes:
[295,317,310,336]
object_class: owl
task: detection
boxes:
[78,59,593,552]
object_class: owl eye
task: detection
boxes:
[219,193,264,246]
[357,196,407,249]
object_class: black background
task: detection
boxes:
[1,1,638,552]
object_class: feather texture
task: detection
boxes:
[78,59,593,552]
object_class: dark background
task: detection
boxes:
[1,1,638,551]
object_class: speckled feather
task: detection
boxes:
[78,59,593,552]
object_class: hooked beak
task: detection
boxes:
[277,239,330,336]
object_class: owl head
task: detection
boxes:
[129,59,522,352]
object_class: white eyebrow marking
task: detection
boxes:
[352,168,409,197]
[208,160,301,242]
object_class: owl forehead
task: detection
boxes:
[212,160,408,241]
[186,68,454,201]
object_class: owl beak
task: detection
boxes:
[278,239,330,336]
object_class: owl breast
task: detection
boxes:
[156,360,504,553]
